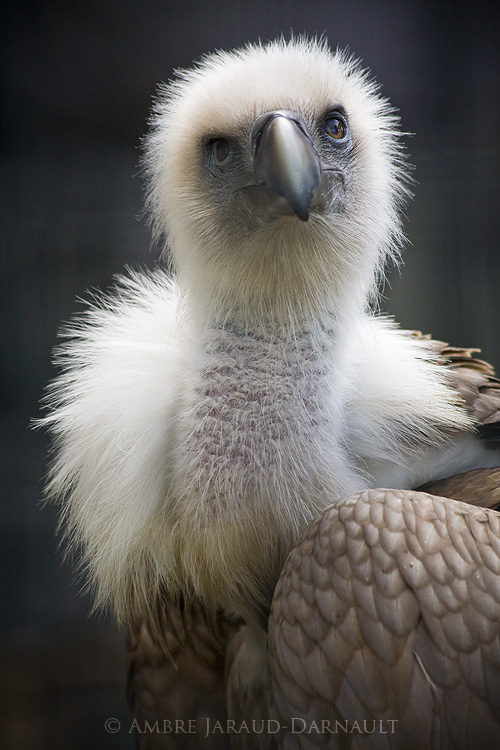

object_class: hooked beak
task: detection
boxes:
[251,110,321,222]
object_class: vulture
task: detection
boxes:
[42,38,500,748]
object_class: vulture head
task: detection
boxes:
[145,39,408,323]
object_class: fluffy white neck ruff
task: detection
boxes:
[43,270,482,628]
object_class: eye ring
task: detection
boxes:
[324,112,348,141]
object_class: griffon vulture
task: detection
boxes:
[42,38,500,748]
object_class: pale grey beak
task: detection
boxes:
[251,110,321,221]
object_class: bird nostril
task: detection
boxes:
[253,129,263,157]
[251,113,274,157]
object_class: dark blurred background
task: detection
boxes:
[1,1,499,748]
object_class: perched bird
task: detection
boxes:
[42,38,500,748]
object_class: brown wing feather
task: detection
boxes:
[268,488,500,749]
[411,331,500,428]
[225,623,277,749]
[418,468,500,511]
[127,609,234,749]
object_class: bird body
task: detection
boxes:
[42,38,500,748]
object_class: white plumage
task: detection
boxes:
[42,38,500,748]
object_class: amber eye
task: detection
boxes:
[210,138,232,166]
[324,114,347,141]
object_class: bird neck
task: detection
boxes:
[174,220,378,332]
[186,285,367,346]
[187,307,359,461]
[169,304,365,621]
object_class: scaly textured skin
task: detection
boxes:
[268,488,500,749]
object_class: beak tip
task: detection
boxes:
[290,190,314,221]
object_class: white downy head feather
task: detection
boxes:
[144,37,410,325]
